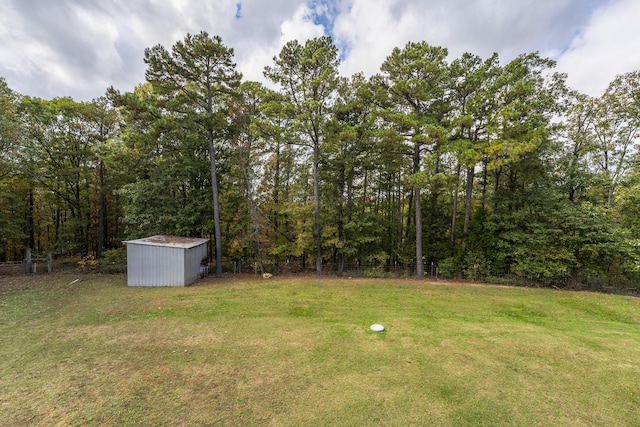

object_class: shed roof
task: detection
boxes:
[123,235,209,249]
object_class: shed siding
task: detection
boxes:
[127,244,185,286]
[184,244,207,285]
[124,235,209,287]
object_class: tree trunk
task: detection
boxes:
[28,188,35,251]
[273,140,281,229]
[405,188,413,241]
[429,154,441,245]
[415,186,423,278]
[451,163,461,244]
[97,160,105,259]
[397,172,403,249]
[413,143,424,278]
[481,160,488,210]
[337,171,346,275]
[313,141,322,275]
[252,202,264,275]
[463,165,475,236]
[208,132,223,277]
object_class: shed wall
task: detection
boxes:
[183,244,208,285]
[127,244,186,286]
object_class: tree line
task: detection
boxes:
[1,32,639,286]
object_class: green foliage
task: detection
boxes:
[404,171,430,188]
[14,95,119,255]
[0,79,23,257]
[2,35,639,285]
[98,249,127,273]
[264,36,341,274]
[109,32,242,276]
[436,257,459,279]
[142,31,241,276]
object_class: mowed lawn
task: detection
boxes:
[1,273,639,426]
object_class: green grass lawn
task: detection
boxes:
[1,273,639,426]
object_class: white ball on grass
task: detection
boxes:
[370,324,385,332]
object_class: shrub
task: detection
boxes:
[437,257,459,279]
[362,265,397,278]
[99,249,127,273]
[78,255,98,271]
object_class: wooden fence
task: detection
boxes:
[0,249,52,275]
[24,249,52,274]
[0,261,24,275]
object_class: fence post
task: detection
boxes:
[24,248,32,274]
[47,252,52,273]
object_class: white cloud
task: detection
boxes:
[280,3,326,42]
[556,0,640,96]
[0,0,635,100]
[334,0,407,77]
[335,0,598,78]
[234,2,326,83]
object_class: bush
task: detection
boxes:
[78,255,99,271]
[437,257,460,279]
[363,266,391,278]
[99,249,127,273]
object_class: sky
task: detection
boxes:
[1,0,639,101]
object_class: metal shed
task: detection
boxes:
[123,235,209,287]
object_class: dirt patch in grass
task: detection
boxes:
[0,271,108,294]
[0,274,44,294]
